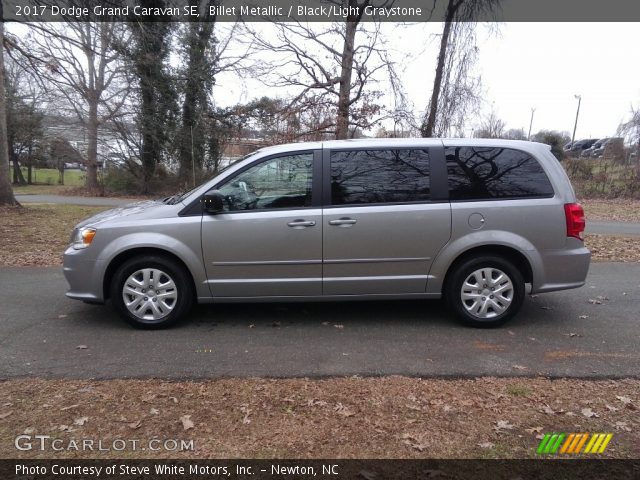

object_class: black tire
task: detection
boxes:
[445,255,525,328]
[110,255,194,329]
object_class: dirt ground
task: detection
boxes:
[0,377,637,459]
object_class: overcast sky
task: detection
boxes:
[214,22,640,139]
[11,21,639,140]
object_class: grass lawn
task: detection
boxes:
[10,167,86,195]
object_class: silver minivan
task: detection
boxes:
[63,138,590,329]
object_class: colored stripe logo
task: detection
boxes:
[537,433,612,454]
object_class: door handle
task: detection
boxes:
[329,218,357,226]
[287,219,316,228]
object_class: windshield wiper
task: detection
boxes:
[163,193,184,205]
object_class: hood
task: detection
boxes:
[75,200,166,228]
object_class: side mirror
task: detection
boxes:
[203,189,224,214]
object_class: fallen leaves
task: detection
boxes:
[525,426,543,434]
[493,420,515,433]
[477,441,495,449]
[588,295,610,305]
[75,345,88,350]
[615,421,632,432]
[127,420,142,429]
[73,416,89,426]
[240,405,251,424]
[402,433,430,452]
[581,199,640,223]
[541,405,556,415]
[0,205,110,267]
[334,403,355,417]
[584,234,640,263]
[0,411,13,420]
[1,377,639,459]
[180,415,194,431]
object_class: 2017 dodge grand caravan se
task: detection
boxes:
[63,139,590,329]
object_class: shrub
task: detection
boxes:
[102,168,140,195]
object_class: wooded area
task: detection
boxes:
[1,0,639,205]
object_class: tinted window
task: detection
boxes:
[218,153,313,211]
[446,147,554,200]
[331,149,430,205]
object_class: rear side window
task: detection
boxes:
[330,149,430,205]
[446,146,554,200]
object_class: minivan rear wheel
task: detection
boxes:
[111,255,193,329]
[446,256,524,328]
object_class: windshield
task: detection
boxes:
[164,150,266,205]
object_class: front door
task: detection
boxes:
[322,147,451,295]
[201,151,322,297]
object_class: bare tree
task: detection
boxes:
[474,110,505,138]
[0,19,19,206]
[421,0,500,137]
[424,21,482,137]
[20,22,129,190]
[503,128,527,140]
[249,1,404,139]
[617,106,640,159]
[5,57,45,185]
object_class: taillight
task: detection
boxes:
[565,203,585,240]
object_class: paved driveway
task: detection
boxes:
[1,263,638,380]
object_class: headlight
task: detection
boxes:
[72,227,97,249]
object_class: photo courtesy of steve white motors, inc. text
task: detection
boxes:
[15,462,339,476]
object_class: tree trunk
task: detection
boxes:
[421,18,454,138]
[11,154,27,185]
[27,164,32,184]
[336,18,357,140]
[0,20,19,206]
[140,77,156,194]
[85,94,100,189]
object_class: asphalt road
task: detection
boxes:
[1,263,638,380]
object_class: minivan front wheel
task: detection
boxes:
[111,255,193,329]
[446,256,524,328]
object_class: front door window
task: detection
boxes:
[218,153,313,211]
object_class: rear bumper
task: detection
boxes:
[532,241,591,294]
[63,246,105,303]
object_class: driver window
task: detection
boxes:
[217,153,313,211]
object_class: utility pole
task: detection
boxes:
[528,108,536,140]
[571,94,582,147]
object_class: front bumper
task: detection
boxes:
[63,246,105,303]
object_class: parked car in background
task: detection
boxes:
[567,139,599,156]
[592,137,623,158]
[581,138,608,158]
[63,139,590,329]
